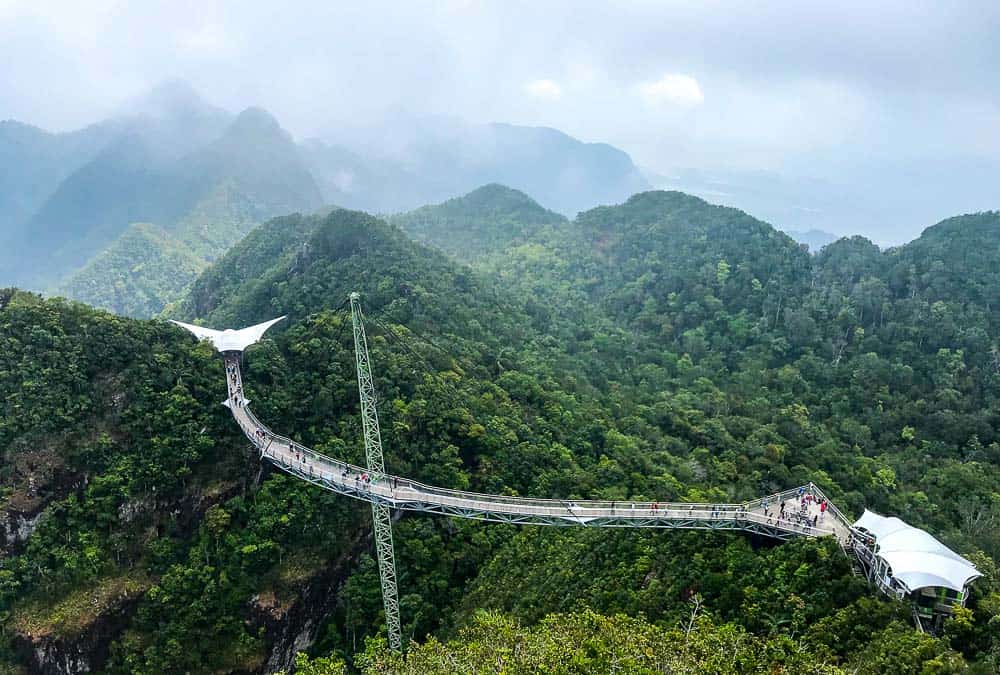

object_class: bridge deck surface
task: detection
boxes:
[224,357,851,541]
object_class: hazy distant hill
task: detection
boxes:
[0,81,651,316]
[306,117,651,216]
[55,222,208,318]
[0,85,323,315]
[0,81,232,262]
[4,105,320,292]
[0,120,117,232]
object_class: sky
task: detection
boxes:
[2,0,998,243]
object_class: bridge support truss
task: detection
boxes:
[350,293,402,652]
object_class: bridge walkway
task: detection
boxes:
[224,356,852,542]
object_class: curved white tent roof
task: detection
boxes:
[853,510,980,592]
[170,317,286,353]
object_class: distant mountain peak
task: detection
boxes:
[228,107,285,137]
[124,79,224,121]
[623,190,709,208]
[390,183,567,262]
[427,183,567,224]
[145,79,203,105]
[459,183,554,211]
[466,183,533,199]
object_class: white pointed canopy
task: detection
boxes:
[853,509,980,592]
[170,317,286,353]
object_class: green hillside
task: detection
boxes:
[57,179,281,319]
[54,223,209,318]
[0,99,322,313]
[389,184,567,261]
[2,200,999,673]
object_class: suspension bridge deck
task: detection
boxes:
[223,355,852,542]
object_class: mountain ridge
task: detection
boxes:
[3,188,999,671]
[0,82,650,319]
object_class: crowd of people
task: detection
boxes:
[226,362,246,407]
[761,487,831,531]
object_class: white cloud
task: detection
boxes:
[524,78,562,100]
[637,73,704,105]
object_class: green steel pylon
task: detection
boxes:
[349,292,401,652]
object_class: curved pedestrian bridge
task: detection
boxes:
[223,354,851,542]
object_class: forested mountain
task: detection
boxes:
[54,223,209,319]
[388,184,567,262]
[2,197,998,673]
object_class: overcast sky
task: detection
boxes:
[2,1,998,241]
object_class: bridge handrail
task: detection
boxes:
[234,397,836,537]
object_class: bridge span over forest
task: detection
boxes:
[226,353,850,540]
[171,294,971,649]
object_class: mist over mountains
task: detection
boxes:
[648,163,1000,248]
[308,113,649,216]
[0,82,322,293]
[0,81,649,314]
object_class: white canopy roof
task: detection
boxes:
[853,509,980,592]
[170,317,285,353]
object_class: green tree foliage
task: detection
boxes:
[298,609,846,674]
[388,184,567,262]
[2,196,999,672]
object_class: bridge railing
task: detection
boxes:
[222,356,838,539]
[230,397,837,536]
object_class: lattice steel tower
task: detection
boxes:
[349,292,402,651]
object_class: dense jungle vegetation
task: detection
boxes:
[1,188,998,673]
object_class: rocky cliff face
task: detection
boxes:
[252,559,348,673]
[250,522,372,674]
[4,450,370,675]
[1,509,46,552]
[13,593,143,675]
[0,465,85,556]
[9,477,248,674]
